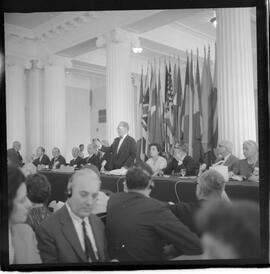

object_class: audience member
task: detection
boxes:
[213,140,239,173]
[36,168,108,263]
[94,121,137,171]
[163,142,196,176]
[32,146,50,167]
[20,162,37,177]
[195,200,260,259]
[146,143,167,176]
[232,140,259,182]
[69,147,84,169]
[106,163,202,261]
[8,166,41,264]
[79,144,85,158]
[25,174,52,232]
[84,143,102,170]
[7,141,24,167]
[50,147,66,169]
[169,170,230,235]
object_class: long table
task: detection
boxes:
[40,170,259,204]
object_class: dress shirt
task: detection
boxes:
[216,153,231,166]
[66,202,98,261]
[177,153,187,166]
[117,133,128,153]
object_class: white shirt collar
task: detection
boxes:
[224,153,231,162]
[121,133,128,140]
[66,201,88,223]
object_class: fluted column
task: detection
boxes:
[216,8,256,158]
[25,60,44,160]
[42,56,72,157]
[96,29,135,143]
[5,56,31,159]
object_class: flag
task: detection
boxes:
[140,65,150,161]
[164,61,174,155]
[173,58,183,143]
[192,49,203,163]
[148,63,162,145]
[157,61,164,149]
[181,54,190,143]
[200,46,213,153]
[211,43,218,149]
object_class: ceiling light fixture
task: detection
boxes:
[132,47,143,54]
[210,17,217,28]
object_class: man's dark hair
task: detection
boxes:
[8,166,25,217]
[149,143,162,155]
[26,173,51,204]
[125,162,153,190]
[195,200,260,258]
[79,144,84,149]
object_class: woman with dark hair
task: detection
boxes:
[26,174,52,232]
[146,143,167,176]
[8,166,41,264]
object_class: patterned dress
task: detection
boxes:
[26,206,52,232]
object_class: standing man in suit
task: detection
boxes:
[50,147,66,169]
[84,143,102,170]
[70,147,84,168]
[106,163,202,261]
[7,141,24,167]
[213,140,239,173]
[32,146,50,167]
[95,121,137,171]
[36,168,108,263]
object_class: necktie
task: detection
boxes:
[81,220,98,262]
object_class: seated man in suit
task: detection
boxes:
[106,163,202,261]
[169,170,230,236]
[84,143,102,170]
[7,141,24,167]
[50,147,66,169]
[95,121,137,171]
[213,140,239,173]
[36,168,108,263]
[32,146,50,167]
[163,142,196,176]
[69,147,84,169]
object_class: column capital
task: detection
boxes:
[96,28,140,48]
[37,55,72,69]
[5,55,32,69]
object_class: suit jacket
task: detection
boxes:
[69,156,84,168]
[164,156,196,176]
[7,148,24,167]
[50,155,66,169]
[84,154,102,170]
[216,154,239,173]
[169,200,206,236]
[36,205,108,263]
[101,135,137,170]
[11,223,41,264]
[33,154,50,167]
[106,192,202,261]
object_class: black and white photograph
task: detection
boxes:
[0,0,269,271]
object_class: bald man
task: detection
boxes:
[7,141,24,167]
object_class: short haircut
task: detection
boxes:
[243,140,258,152]
[174,142,188,153]
[8,166,25,218]
[12,141,21,148]
[125,162,153,190]
[72,147,80,153]
[149,143,162,154]
[26,173,51,204]
[195,200,260,258]
[67,168,101,191]
[219,140,233,154]
[38,146,45,153]
[83,165,100,178]
[198,170,225,197]
[79,144,84,149]
[53,147,60,153]
[118,121,129,131]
